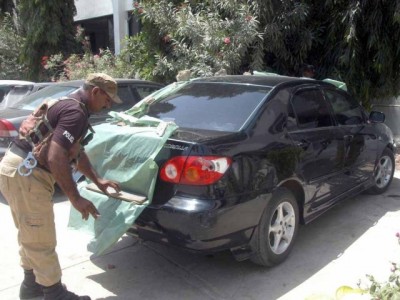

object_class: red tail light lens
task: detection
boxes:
[0,119,18,137]
[160,156,232,185]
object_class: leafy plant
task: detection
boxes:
[0,13,27,79]
[134,0,261,82]
[309,232,400,300]
[44,26,136,81]
[361,232,400,299]
[18,0,79,80]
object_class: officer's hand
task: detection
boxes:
[96,178,121,196]
[71,196,100,220]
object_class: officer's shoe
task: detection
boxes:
[43,281,91,300]
[19,269,43,299]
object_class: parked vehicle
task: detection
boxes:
[119,75,395,266]
[0,82,54,108]
[0,80,34,103]
[0,79,164,156]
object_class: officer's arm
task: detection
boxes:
[75,151,98,183]
[47,140,99,220]
[76,151,121,194]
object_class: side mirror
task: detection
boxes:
[369,111,385,123]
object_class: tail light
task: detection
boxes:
[160,156,232,185]
[0,119,18,137]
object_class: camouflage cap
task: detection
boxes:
[85,73,122,104]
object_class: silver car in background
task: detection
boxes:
[0,79,164,156]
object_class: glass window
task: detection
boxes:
[290,89,333,129]
[12,85,78,110]
[147,82,271,132]
[3,86,33,106]
[135,86,161,99]
[324,90,364,125]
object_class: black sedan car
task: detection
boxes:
[122,75,395,266]
[0,79,163,156]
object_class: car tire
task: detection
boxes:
[250,188,299,267]
[367,148,395,195]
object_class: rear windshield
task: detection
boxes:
[11,85,78,110]
[2,85,33,107]
[146,82,271,132]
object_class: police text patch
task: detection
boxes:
[63,130,75,144]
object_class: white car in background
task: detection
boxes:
[0,80,34,102]
[0,80,54,108]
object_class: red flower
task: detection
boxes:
[223,37,231,45]
[137,8,144,14]
[245,15,253,22]
[41,56,49,67]
[396,232,400,238]
[163,35,171,43]
[133,1,139,8]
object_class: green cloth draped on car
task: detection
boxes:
[68,113,177,255]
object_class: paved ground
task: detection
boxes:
[1,172,400,300]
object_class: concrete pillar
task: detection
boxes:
[112,0,129,54]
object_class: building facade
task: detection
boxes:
[74,0,140,54]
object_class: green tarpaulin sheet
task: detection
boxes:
[68,114,177,255]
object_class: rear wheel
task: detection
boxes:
[368,148,395,194]
[250,188,299,266]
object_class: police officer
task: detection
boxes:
[0,73,122,300]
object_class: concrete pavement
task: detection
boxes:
[1,172,400,300]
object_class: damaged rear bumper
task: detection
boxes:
[128,194,271,254]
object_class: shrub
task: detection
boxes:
[0,14,27,79]
[44,26,135,81]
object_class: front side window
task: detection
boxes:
[290,89,333,129]
[324,90,364,125]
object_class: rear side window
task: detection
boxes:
[147,82,271,132]
[14,86,78,110]
[324,90,364,125]
[135,85,161,99]
[114,85,139,111]
[290,89,333,129]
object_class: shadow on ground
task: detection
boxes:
[85,177,400,300]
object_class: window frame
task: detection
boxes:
[288,87,335,131]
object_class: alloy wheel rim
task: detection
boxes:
[268,201,296,255]
[374,155,393,189]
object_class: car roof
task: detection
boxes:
[0,80,34,85]
[193,75,316,87]
[191,74,345,92]
[34,82,55,87]
[53,79,164,87]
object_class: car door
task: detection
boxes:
[323,88,377,184]
[287,87,348,209]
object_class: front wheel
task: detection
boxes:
[367,148,395,195]
[250,188,299,266]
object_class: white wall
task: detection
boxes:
[74,0,135,54]
[74,0,113,21]
[74,0,133,21]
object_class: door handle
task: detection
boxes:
[344,135,354,141]
[295,139,310,150]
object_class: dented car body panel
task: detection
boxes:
[129,75,394,259]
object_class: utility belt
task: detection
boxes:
[9,143,29,158]
[9,143,46,176]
